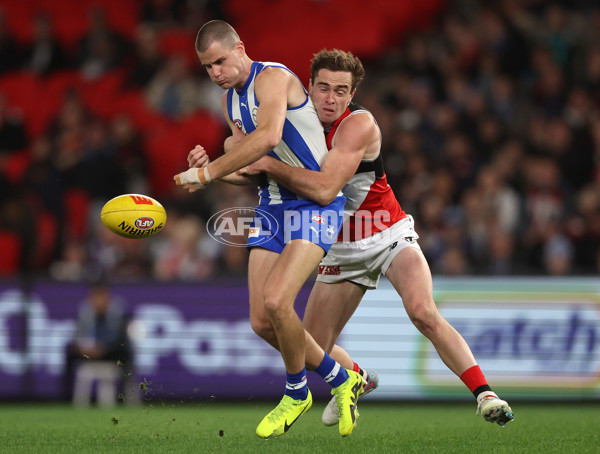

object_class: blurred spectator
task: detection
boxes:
[78,6,131,80]
[442,132,480,197]
[415,192,447,267]
[152,214,219,280]
[0,156,15,207]
[23,135,64,218]
[78,118,127,200]
[141,0,188,28]
[123,25,165,89]
[0,10,23,74]
[544,117,594,193]
[531,47,566,116]
[0,188,36,275]
[146,54,199,118]
[476,6,530,77]
[521,157,566,271]
[538,3,578,69]
[439,245,470,276]
[141,0,224,29]
[543,233,574,276]
[564,184,600,272]
[487,228,516,275]
[110,113,149,194]
[47,90,92,188]
[49,239,88,281]
[580,45,600,104]
[87,216,154,282]
[23,12,70,76]
[22,136,64,266]
[0,93,27,153]
[475,164,521,235]
[64,280,136,406]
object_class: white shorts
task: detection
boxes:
[316,216,421,289]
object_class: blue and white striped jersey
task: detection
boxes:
[226,61,329,205]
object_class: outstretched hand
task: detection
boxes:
[173,145,212,192]
[188,144,210,168]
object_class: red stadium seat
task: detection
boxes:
[116,90,168,131]
[159,29,198,68]
[36,0,142,50]
[78,70,126,120]
[0,72,40,136]
[0,230,21,275]
[35,71,81,137]
[144,122,190,197]
[179,111,227,160]
[62,188,91,240]
[35,210,59,268]
[144,111,227,197]
[0,0,32,44]
[3,149,31,184]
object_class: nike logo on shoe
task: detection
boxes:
[283,407,308,433]
[349,403,357,424]
[348,381,362,424]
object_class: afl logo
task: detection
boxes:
[233,119,243,131]
[206,206,279,247]
[311,215,325,224]
[135,217,155,229]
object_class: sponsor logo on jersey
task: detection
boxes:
[135,217,155,229]
[318,265,341,276]
[389,241,398,251]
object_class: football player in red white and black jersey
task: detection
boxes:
[240,49,514,428]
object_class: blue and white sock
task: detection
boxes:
[314,353,349,388]
[285,368,308,400]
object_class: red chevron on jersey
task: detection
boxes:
[339,174,405,241]
[326,104,406,242]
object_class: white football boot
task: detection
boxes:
[476,392,514,427]
[322,369,379,426]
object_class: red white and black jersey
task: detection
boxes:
[326,103,406,241]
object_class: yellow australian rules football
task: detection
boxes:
[100,194,167,239]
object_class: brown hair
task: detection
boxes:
[195,20,240,53]
[310,49,365,91]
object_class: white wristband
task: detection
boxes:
[179,167,203,186]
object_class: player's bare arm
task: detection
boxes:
[244,113,378,205]
[174,67,300,188]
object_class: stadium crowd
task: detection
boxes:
[0,0,598,281]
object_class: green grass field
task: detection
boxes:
[1,401,598,454]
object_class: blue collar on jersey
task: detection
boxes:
[236,61,260,96]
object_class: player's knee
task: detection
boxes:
[263,294,286,319]
[406,300,440,335]
[263,284,297,327]
[250,317,275,343]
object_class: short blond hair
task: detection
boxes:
[195,20,240,52]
